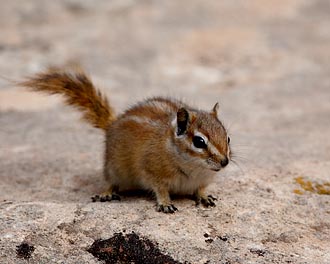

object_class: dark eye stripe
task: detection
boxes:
[228,137,231,144]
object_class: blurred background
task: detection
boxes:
[1,0,328,110]
[0,1,329,263]
[1,0,329,170]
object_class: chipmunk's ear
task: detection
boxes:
[177,108,189,136]
[211,102,219,116]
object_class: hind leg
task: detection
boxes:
[91,164,121,202]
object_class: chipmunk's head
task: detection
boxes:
[172,103,230,172]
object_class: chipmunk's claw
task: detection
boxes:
[91,195,99,202]
[156,204,178,213]
[91,194,121,202]
[111,194,121,201]
[201,195,217,207]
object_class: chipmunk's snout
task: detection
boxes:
[220,157,229,167]
[207,155,229,171]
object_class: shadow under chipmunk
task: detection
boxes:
[91,189,217,213]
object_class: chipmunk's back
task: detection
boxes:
[120,97,188,126]
[104,97,188,190]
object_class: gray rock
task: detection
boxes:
[1,0,330,263]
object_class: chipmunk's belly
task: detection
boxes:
[170,168,217,194]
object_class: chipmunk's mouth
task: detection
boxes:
[207,156,229,172]
[206,158,222,171]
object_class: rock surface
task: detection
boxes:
[0,0,329,263]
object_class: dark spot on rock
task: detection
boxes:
[87,232,186,264]
[16,242,35,259]
[218,235,229,242]
[266,188,272,193]
[203,233,209,238]
[249,248,266,257]
[205,238,213,244]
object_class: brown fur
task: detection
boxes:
[21,67,230,213]
[20,66,114,130]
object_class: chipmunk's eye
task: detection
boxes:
[228,137,231,144]
[193,136,207,149]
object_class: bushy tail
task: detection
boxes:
[20,66,115,130]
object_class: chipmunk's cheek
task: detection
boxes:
[206,158,222,171]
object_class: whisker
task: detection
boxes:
[231,157,250,164]
[231,143,249,147]
[230,150,250,162]
[229,159,246,176]
[230,152,249,159]
[230,150,250,156]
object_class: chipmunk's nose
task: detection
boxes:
[220,157,229,167]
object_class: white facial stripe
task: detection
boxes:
[194,130,224,158]
[189,131,207,153]
[191,142,204,153]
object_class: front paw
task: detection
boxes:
[156,204,178,213]
[196,195,217,207]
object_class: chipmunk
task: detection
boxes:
[20,66,231,213]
